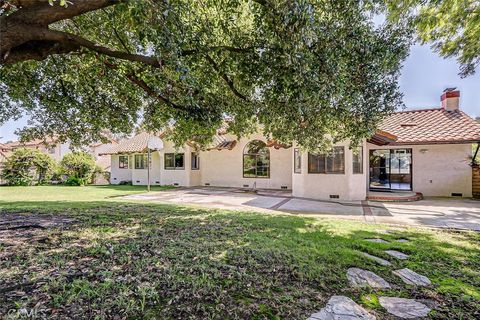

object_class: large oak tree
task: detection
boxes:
[0,0,409,150]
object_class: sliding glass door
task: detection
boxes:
[369,149,412,191]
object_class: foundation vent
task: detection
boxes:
[243,184,249,188]
[173,183,179,186]
[281,186,288,189]
[136,180,140,183]
[329,194,339,199]
[205,183,210,186]
[155,181,160,184]
[451,192,462,197]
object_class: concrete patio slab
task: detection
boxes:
[124,188,480,231]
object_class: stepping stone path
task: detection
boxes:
[365,238,389,243]
[347,268,391,289]
[393,268,431,286]
[378,297,431,319]
[307,296,376,320]
[360,252,392,266]
[306,237,434,319]
[385,250,409,260]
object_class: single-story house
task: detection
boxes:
[103,90,480,200]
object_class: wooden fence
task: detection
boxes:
[473,166,480,199]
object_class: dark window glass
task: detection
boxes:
[243,140,270,178]
[353,147,363,174]
[165,153,174,169]
[191,152,200,170]
[134,154,147,169]
[294,148,301,173]
[308,147,345,174]
[119,155,129,169]
[165,153,185,170]
[175,153,184,169]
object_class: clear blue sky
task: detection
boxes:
[1,44,479,142]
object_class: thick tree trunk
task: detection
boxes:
[0,0,126,64]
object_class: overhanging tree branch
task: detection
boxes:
[103,61,189,113]
[205,54,248,101]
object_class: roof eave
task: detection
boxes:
[387,139,480,146]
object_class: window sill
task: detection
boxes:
[307,172,345,175]
[243,176,270,179]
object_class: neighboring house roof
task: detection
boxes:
[377,108,480,145]
[3,137,58,148]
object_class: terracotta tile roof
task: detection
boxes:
[266,140,291,149]
[213,140,237,150]
[208,136,237,150]
[368,130,398,146]
[379,108,480,145]
[100,132,163,155]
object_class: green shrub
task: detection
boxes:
[1,148,56,186]
[65,176,85,186]
[60,152,96,185]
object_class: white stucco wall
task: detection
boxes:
[159,142,193,186]
[107,134,473,199]
[110,155,133,184]
[110,152,161,185]
[292,141,368,200]
[367,143,473,197]
[132,152,161,185]
[200,133,292,189]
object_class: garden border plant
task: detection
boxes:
[0,148,56,186]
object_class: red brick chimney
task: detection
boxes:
[441,88,460,111]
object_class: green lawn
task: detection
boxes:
[0,186,479,319]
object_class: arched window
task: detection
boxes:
[243,140,270,178]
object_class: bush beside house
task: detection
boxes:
[0,148,56,186]
[60,152,97,186]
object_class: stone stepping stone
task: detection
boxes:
[360,252,392,266]
[379,297,431,319]
[347,267,391,289]
[308,295,376,320]
[385,250,409,260]
[365,238,389,243]
[393,268,431,286]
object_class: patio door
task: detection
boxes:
[369,149,412,191]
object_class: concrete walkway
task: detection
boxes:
[124,187,480,231]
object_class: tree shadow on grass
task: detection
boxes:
[0,202,479,319]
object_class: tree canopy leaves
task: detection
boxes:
[386,0,480,77]
[0,0,410,150]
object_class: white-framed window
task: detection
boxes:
[134,154,147,169]
[352,147,363,174]
[165,153,185,170]
[294,148,301,173]
[243,140,270,178]
[308,147,345,174]
[119,155,129,169]
[191,152,200,170]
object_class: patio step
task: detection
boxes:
[367,192,423,202]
